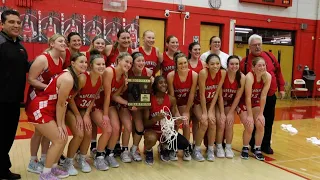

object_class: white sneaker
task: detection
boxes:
[27,159,43,174]
[193,149,205,162]
[207,149,215,162]
[169,151,178,161]
[183,149,192,161]
[63,158,78,176]
[78,157,91,173]
[225,148,234,159]
[94,156,109,171]
[216,146,225,158]
[105,153,120,168]
[130,148,142,161]
[120,150,132,163]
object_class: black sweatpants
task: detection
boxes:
[0,102,20,174]
[176,133,189,150]
[250,94,277,148]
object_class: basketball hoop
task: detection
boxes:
[103,0,127,13]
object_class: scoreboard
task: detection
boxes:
[239,0,292,7]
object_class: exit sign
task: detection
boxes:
[239,0,292,7]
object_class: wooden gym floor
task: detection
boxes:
[11,99,320,180]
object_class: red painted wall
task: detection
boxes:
[2,0,320,97]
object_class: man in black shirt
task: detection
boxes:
[0,10,30,179]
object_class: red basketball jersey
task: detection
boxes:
[130,30,137,41]
[47,24,54,38]
[251,72,264,106]
[139,47,158,75]
[161,52,175,79]
[222,73,239,102]
[188,60,203,74]
[27,71,75,124]
[173,70,193,106]
[94,66,125,109]
[63,48,71,69]
[195,69,221,104]
[38,53,63,85]
[26,53,63,108]
[106,48,132,67]
[128,67,148,77]
[70,25,77,32]
[150,94,171,132]
[74,72,102,109]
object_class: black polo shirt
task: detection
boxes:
[0,31,30,103]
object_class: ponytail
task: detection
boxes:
[67,66,79,91]
[236,70,241,88]
[68,52,85,91]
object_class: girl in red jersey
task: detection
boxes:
[62,32,82,69]
[159,35,179,78]
[188,42,205,74]
[104,29,134,155]
[26,52,87,180]
[215,55,245,159]
[138,30,161,76]
[88,20,102,42]
[192,54,226,162]
[167,52,198,161]
[22,13,35,43]
[57,32,82,166]
[43,16,56,39]
[26,34,65,174]
[82,36,107,65]
[129,23,138,48]
[62,50,106,175]
[94,52,132,168]
[105,29,134,67]
[144,76,189,165]
[107,23,119,44]
[64,17,79,36]
[239,57,271,161]
[82,36,109,155]
[119,52,153,163]
[188,42,205,146]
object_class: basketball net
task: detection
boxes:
[159,106,187,152]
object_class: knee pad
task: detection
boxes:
[135,128,144,135]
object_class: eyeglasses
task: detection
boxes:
[250,43,262,47]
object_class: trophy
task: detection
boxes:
[127,76,151,107]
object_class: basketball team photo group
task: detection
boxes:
[1,0,320,179]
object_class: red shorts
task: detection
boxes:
[94,91,118,111]
[177,98,188,107]
[194,99,200,105]
[26,100,56,124]
[236,102,247,114]
[194,98,212,105]
[224,100,233,108]
[94,100,118,111]
[236,102,260,114]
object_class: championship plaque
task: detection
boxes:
[127,76,151,107]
